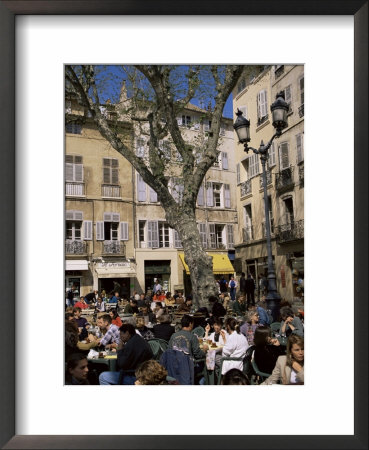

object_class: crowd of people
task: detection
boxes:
[65,274,304,386]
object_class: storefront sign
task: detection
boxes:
[96,262,131,269]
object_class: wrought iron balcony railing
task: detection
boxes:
[298,104,304,118]
[260,170,273,188]
[240,180,252,197]
[275,167,295,193]
[102,240,125,255]
[262,219,275,237]
[275,220,304,243]
[101,184,121,198]
[66,182,85,196]
[299,165,304,187]
[242,226,254,243]
[65,240,87,255]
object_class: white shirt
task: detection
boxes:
[208,330,228,346]
[221,331,249,375]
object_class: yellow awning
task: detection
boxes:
[178,253,234,275]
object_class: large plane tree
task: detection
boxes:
[65,64,259,308]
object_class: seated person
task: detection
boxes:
[279,306,304,337]
[84,290,98,304]
[175,292,185,304]
[253,326,286,375]
[164,292,176,307]
[255,301,271,326]
[135,360,176,385]
[65,353,90,385]
[124,299,139,315]
[74,296,88,310]
[209,295,226,318]
[136,316,155,340]
[221,368,249,385]
[152,302,165,320]
[65,320,98,360]
[96,314,120,350]
[107,293,118,304]
[232,295,247,316]
[73,306,90,341]
[153,314,175,341]
[240,309,261,346]
[137,293,148,308]
[153,290,166,302]
[99,324,153,385]
[204,318,228,345]
[168,315,208,359]
[220,317,249,376]
[95,296,106,312]
[139,305,156,325]
[65,312,74,322]
[177,301,191,313]
[109,309,122,328]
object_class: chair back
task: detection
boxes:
[250,350,271,384]
[147,338,168,360]
[270,322,281,334]
[192,326,205,338]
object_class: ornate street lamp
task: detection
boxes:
[233,92,289,321]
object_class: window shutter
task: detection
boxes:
[120,222,129,240]
[111,168,119,184]
[74,164,84,182]
[111,159,118,168]
[103,158,111,167]
[174,230,182,248]
[83,221,92,240]
[222,152,229,170]
[258,90,267,118]
[268,142,276,167]
[103,167,111,183]
[227,224,234,249]
[74,211,83,221]
[236,163,240,184]
[149,187,158,203]
[112,213,120,222]
[103,212,112,222]
[148,221,159,248]
[206,182,213,207]
[96,221,104,241]
[66,210,74,220]
[224,184,231,208]
[65,155,73,164]
[209,224,216,249]
[279,142,289,169]
[285,85,292,104]
[137,174,146,202]
[66,163,74,181]
[296,134,304,163]
[197,184,204,206]
[198,223,207,248]
[74,155,83,164]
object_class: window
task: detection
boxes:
[296,134,304,164]
[137,174,146,202]
[257,90,268,123]
[181,115,191,126]
[247,153,260,178]
[268,143,276,168]
[103,158,119,184]
[66,122,82,134]
[282,85,292,110]
[138,220,179,248]
[159,223,170,248]
[203,119,212,132]
[198,223,207,248]
[173,230,182,248]
[279,142,290,170]
[136,138,145,157]
[66,155,83,182]
[263,195,274,235]
[243,205,253,241]
[227,224,234,249]
[197,184,205,206]
[237,78,246,94]
[283,197,294,225]
[213,152,221,168]
[213,183,221,207]
[299,77,304,105]
[215,225,224,247]
[221,152,229,170]
[208,224,216,249]
[96,213,127,242]
[66,221,81,241]
[206,182,229,208]
[139,221,145,244]
[224,184,231,208]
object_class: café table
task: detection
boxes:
[87,352,117,371]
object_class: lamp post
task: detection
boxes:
[233,92,289,321]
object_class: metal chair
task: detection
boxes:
[147,338,168,361]
[270,322,281,335]
[250,350,271,384]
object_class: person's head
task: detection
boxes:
[114,291,119,297]
[109,309,119,320]
[141,305,149,315]
[247,310,259,324]
[238,295,245,304]
[97,296,102,303]
[225,317,238,334]
[253,326,272,347]
[213,318,223,334]
[154,302,163,309]
[155,290,161,296]
[119,323,136,342]
[65,320,79,348]
[208,295,218,304]
[287,335,304,366]
[280,306,294,321]
[158,314,170,324]
[185,298,192,306]
[73,306,82,318]
[221,369,249,385]
[136,316,146,329]
[140,293,145,300]
[99,314,112,329]
[135,360,168,385]
[166,291,171,299]
[65,312,74,321]
[66,353,89,382]
[80,296,85,303]
[130,299,138,307]
[181,314,194,330]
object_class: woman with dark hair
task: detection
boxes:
[204,318,227,345]
[253,326,286,375]
[65,353,89,385]
[221,368,249,385]
[262,335,304,385]
[109,309,122,328]
[65,320,98,360]
[153,314,175,341]
[220,317,249,376]
[279,306,304,337]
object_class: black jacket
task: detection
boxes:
[117,334,153,372]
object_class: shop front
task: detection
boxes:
[65,259,90,300]
[144,260,171,294]
[94,261,137,299]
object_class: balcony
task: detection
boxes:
[65,240,87,255]
[66,182,85,196]
[276,167,294,194]
[299,165,304,187]
[102,240,125,255]
[260,170,273,189]
[101,184,121,198]
[275,220,304,243]
[274,65,284,79]
[240,180,252,197]
[242,226,254,243]
[298,104,304,118]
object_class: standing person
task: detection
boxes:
[229,276,237,301]
[66,285,75,308]
[259,274,268,298]
[219,276,228,294]
[153,280,162,295]
[245,273,255,308]
[239,272,247,297]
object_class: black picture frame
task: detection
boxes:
[0,1,367,449]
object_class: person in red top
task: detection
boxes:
[109,309,122,328]
[153,290,166,302]
[74,296,88,310]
